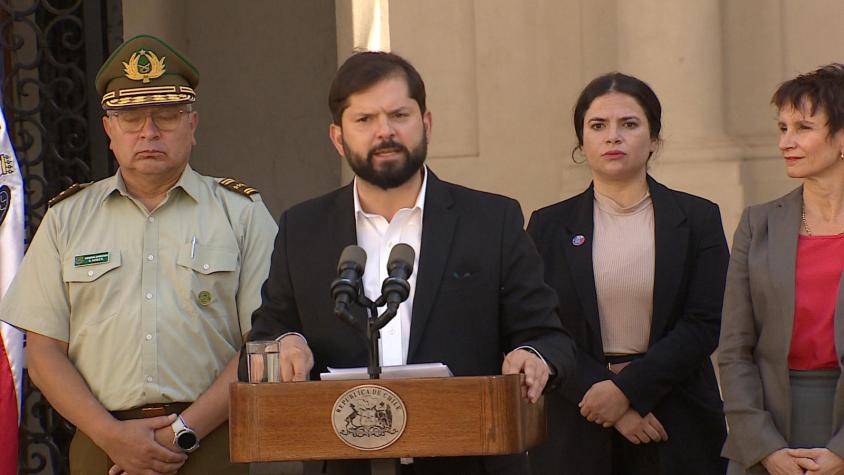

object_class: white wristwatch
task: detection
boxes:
[171,414,200,453]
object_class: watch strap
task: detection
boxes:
[171,414,200,453]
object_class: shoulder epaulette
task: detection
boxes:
[218,177,259,198]
[48,182,92,207]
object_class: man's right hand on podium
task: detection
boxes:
[278,334,314,382]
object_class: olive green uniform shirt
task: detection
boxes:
[0,166,277,410]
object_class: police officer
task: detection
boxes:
[0,34,276,474]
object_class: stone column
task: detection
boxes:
[615,0,744,238]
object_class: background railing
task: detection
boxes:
[0,0,122,473]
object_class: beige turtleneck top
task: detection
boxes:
[592,190,655,355]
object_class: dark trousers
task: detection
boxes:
[69,422,246,475]
[303,454,529,475]
[611,430,659,475]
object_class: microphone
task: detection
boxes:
[380,243,415,306]
[331,245,367,314]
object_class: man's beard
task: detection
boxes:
[343,136,427,190]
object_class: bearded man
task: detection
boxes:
[244,51,575,475]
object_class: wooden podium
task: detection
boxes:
[229,374,546,464]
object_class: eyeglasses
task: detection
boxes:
[107,106,189,133]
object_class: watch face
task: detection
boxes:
[177,431,198,451]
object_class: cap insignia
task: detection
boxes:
[123,49,166,83]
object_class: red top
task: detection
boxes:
[789,234,844,370]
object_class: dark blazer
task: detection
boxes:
[719,187,844,473]
[245,171,576,475]
[526,176,728,475]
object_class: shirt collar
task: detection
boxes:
[105,165,201,205]
[353,166,428,219]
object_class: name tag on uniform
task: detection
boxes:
[74,252,110,267]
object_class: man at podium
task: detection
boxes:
[244,51,575,474]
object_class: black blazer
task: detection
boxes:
[246,171,575,475]
[525,176,728,475]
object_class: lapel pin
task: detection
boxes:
[571,235,586,247]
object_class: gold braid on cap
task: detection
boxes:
[101,86,196,108]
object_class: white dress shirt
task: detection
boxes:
[353,168,427,366]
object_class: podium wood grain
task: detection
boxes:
[229,374,546,462]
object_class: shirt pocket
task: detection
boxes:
[63,250,122,282]
[175,243,240,333]
[176,244,238,274]
[62,249,123,327]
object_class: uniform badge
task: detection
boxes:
[48,182,91,207]
[0,154,16,176]
[123,49,166,83]
[0,185,10,227]
[74,252,110,267]
[218,178,258,198]
[197,290,212,306]
[571,235,586,247]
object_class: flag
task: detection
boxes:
[0,103,24,475]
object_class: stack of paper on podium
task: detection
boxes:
[320,362,452,381]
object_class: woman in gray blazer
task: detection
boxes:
[720,64,844,474]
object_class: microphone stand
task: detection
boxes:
[335,292,403,380]
[361,296,402,475]
[333,293,410,474]
[358,295,400,380]
[331,245,413,475]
